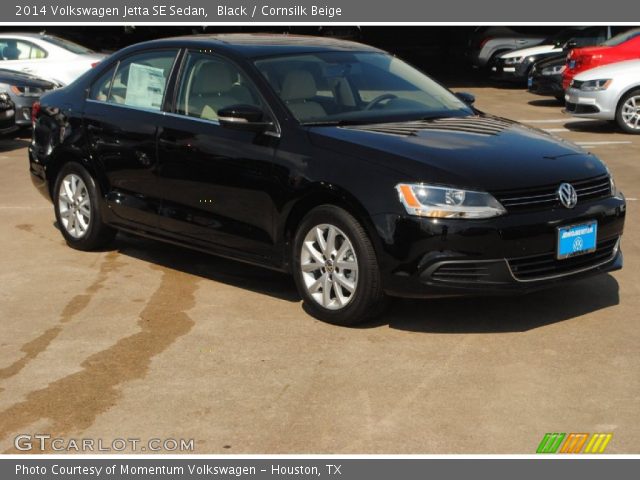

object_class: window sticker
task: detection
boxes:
[124,63,166,110]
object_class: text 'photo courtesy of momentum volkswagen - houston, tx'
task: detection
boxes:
[29,34,626,326]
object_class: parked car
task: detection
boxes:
[565,59,640,133]
[528,54,568,100]
[0,68,57,129]
[29,34,626,325]
[467,26,561,69]
[563,28,640,90]
[0,32,106,85]
[0,91,17,135]
[491,26,619,83]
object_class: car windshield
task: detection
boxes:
[254,52,473,125]
[602,28,640,46]
[43,35,94,54]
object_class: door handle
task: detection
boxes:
[158,137,193,151]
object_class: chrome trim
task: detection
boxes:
[86,98,166,116]
[505,237,620,283]
[84,100,282,138]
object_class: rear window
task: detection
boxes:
[602,28,640,46]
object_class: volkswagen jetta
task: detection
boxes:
[29,34,626,325]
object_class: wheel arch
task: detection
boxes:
[615,84,640,114]
[46,150,109,201]
[279,183,383,272]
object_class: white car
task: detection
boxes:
[565,60,640,134]
[0,33,106,86]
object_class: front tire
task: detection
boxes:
[616,89,640,134]
[53,162,116,250]
[292,205,386,326]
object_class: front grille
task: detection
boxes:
[431,262,491,283]
[508,237,618,281]
[565,102,599,114]
[494,175,611,212]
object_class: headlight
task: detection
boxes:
[10,85,45,97]
[609,175,617,196]
[396,183,506,219]
[541,64,566,76]
[504,56,524,65]
[579,79,612,91]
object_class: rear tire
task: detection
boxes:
[615,89,640,134]
[292,205,386,326]
[53,162,116,251]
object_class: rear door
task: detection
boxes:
[83,49,179,229]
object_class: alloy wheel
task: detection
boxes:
[621,95,640,130]
[58,173,91,238]
[300,223,359,310]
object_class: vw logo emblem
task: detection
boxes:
[573,236,583,252]
[558,183,578,209]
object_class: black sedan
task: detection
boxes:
[528,53,567,100]
[29,34,626,325]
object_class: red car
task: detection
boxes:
[563,28,640,90]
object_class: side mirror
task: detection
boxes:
[217,104,273,132]
[455,92,476,106]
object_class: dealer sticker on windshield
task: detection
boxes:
[557,221,597,260]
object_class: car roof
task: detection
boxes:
[0,32,51,38]
[129,33,384,58]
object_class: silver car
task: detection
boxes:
[0,68,56,128]
[565,59,640,134]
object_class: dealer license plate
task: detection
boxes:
[557,221,597,260]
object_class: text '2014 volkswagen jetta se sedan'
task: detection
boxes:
[29,34,626,325]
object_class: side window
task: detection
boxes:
[106,50,178,111]
[0,39,46,60]
[176,52,262,120]
[89,65,117,101]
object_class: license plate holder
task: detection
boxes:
[557,221,597,260]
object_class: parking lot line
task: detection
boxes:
[517,118,574,123]
[575,141,633,145]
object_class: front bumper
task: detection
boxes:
[490,58,531,82]
[528,74,564,97]
[372,195,626,298]
[564,87,616,120]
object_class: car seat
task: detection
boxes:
[280,70,326,121]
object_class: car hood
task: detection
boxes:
[535,53,567,69]
[575,59,640,80]
[308,115,606,191]
[501,44,560,58]
[0,69,56,88]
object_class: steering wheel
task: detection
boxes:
[364,93,398,111]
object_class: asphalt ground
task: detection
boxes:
[0,86,638,454]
